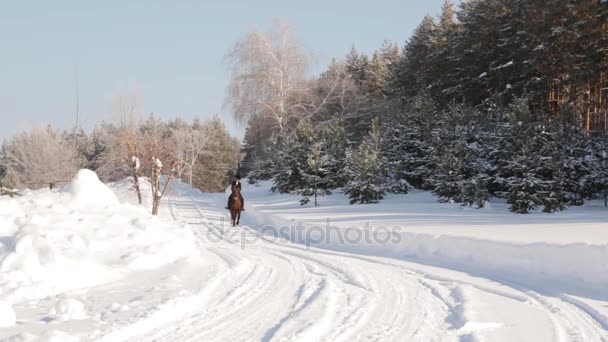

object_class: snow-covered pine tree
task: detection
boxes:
[247,157,276,185]
[539,166,569,213]
[558,125,592,206]
[431,142,466,203]
[318,123,349,189]
[382,92,438,190]
[381,122,413,193]
[294,144,332,206]
[504,151,546,214]
[272,124,314,194]
[430,102,469,203]
[460,140,492,208]
[588,136,608,207]
[461,175,491,208]
[534,126,569,213]
[343,119,386,204]
[345,45,369,88]
[366,50,391,100]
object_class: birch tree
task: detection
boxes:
[224,18,311,135]
[170,124,207,186]
[1,126,73,189]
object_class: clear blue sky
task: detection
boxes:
[0,0,450,142]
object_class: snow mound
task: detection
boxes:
[48,298,87,321]
[63,169,118,208]
[0,170,198,304]
[0,302,16,328]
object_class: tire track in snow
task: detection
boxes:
[133,194,608,342]
[138,195,455,342]
[298,246,608,342]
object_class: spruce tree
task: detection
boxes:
[432,142,466,203]
[272,124,314,193]
[318,123,349,189]
[343,119,386,204]
[295,144,332,206]
[505,152,545,214]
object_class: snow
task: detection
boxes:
[61,169,119,208]
[0,302,16,328]
[0,172,606,341]
[0,170,199,341]
[131,156,141,171]
[2,330,81,342]
[243,181,608,296]
[495,61,514,69]
[48,298,87,321]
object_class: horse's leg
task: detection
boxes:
[237,211,240,226]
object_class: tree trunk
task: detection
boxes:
[133,171,142,205]
[151,159,162,216]
[152,194,161,215]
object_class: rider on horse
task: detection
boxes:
[226,174,244,211]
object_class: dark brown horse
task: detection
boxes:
[229,186,242,226]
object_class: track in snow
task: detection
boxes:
[127,193,608,342]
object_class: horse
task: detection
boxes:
[229,186,242,226]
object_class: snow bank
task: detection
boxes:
[243,181,608,297]
[0,302,16,328]
[48,298,87,321]
[62,169,118,208]
[0,169,197,304]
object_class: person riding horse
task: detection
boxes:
[226,174,244,211]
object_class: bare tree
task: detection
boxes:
[2,126,73,189]
[111,85,142,130]
[102,86,145,202]
[115,130,144,204]
[69,75,80,179]
[296,61,362,125]
[142,132,180,216]
[171,124,207,186]
[224,18,311,134]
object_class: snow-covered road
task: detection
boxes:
[125,192,608,342]
[2,174,606,341]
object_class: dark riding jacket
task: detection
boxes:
[231,180,242,192]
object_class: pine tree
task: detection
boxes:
[366,50,390,100]
[343,143,385,204]
[343,119,386,204]
[394,15,437,99]
[295,144,332,206]
[246,158,275,184]
[461,176,491,208]
[272,123,314,193]
[318,123,349,189]
[432,141,466,203]
[345,45,368,86]
[505,152,545,214]
[589,136,608,207]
